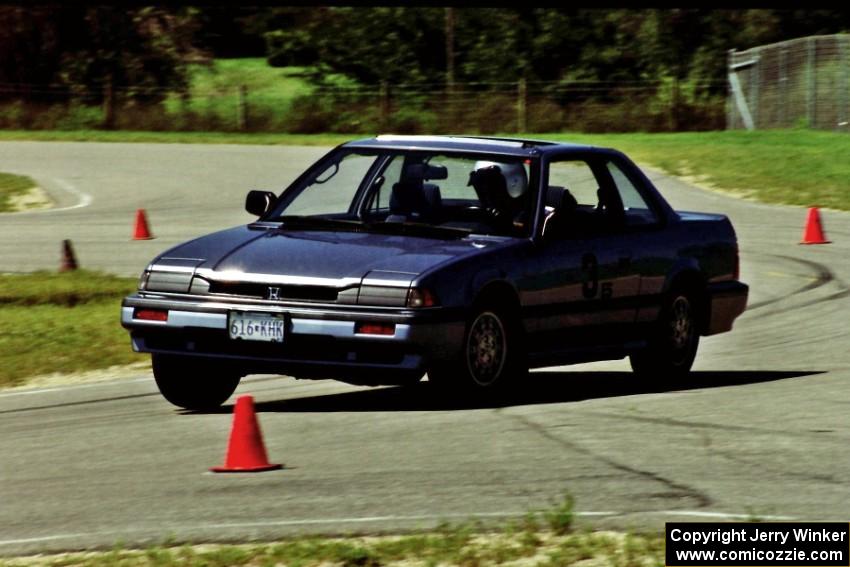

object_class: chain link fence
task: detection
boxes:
[727,34,850,130]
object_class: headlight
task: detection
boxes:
[141,270,193,293]
[357,285,409,306]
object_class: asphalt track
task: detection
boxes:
[1,142,849,556]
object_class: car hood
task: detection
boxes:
[153,225,510,285]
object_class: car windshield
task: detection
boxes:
[267,149,536,238]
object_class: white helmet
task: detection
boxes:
[472,161,528,198]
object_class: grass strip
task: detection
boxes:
[0,527,664,567]
[0,270,140,307]
[0,271,139,388]
[0,172,38,213]
[0,495,664,567]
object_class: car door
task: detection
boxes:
[521,154,641,349]
[600,154,670,327]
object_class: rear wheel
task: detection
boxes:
[429,304,526,394]
[630,288,700,380]
[152,354,241,410]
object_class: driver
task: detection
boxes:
[467,161,530,232]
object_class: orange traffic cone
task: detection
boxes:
[60,239,78,272]
[211,395,283,473]
[800,207,830,244]
[133,208,154,240]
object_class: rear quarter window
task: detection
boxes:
[606,160,659,227]
[548,160,598,207]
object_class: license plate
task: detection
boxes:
[228,312,285,342]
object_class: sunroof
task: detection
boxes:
[374,135,525,148]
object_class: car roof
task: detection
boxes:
[343,134,600,158]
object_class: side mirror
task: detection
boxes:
[245,190,276,217]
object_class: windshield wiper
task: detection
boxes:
[364,221,471,239]
[265,215,470,239]
[268,215,365,230]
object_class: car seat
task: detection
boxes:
[387,180,442,223]
[542,186,578,238]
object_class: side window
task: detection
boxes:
[547,159,598,207]
[544,158,609,239]
[606,160,658,227]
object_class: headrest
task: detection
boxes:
[546,185,565,208]
[558,189,578,212]
[422,183,442,209]
[546,185,578,213]
[389,181,441,220]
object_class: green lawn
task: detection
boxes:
[0,271,139,388]
[0,172,37,212]
[176,59,355,102]
[163,60,315,119]
[190,59,315,98]
[159,59,358,130]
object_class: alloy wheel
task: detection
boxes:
[466,311,507,386]
[668,296,694,365]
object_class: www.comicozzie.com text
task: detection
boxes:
[670,527,848,546]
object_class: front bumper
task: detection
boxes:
[121,293,465,382]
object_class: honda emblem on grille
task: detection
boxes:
[267,287,281,300]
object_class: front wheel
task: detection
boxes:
[152,354,242,410]
[428,305,526,394]
[630,290,700,380]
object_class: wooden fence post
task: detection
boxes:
[236,85,247,131]
[670,77,681,131]
[779,47,787,128]
[379,81,389,130]
[807,37,816,128]
[840,35,848,130]
[517,77,527,133]
[103,74,115,130]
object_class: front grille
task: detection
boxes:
[208,282,339,302]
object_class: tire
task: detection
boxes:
[630,288,700,380]
[429,303,527,394]
[152,353,242,410]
